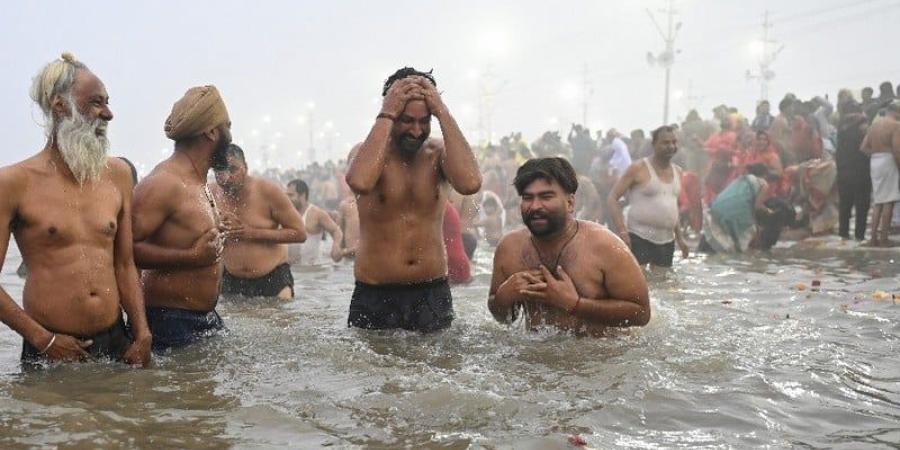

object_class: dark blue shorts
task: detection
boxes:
[146,307,225,353]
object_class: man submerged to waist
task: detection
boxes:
[212,144,307,299]
[132,85,233,352]
[344,67,481,332]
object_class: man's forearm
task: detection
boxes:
[488,290,520,323]
[436,110,482,195]
[244,228,305,244]
[0,290,50,347]
[115,263,150,337]
[133,242,209,269]
[571,297,650,327]
[606,198,627,234]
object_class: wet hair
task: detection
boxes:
[513,157,578,195]
[117,156,138,185]
[651,125,676,144]
[382,67,436,96]
[224,144,246,166]
[745,163,768,178]
[288,179,310,200]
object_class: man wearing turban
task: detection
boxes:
[132,85,233,352]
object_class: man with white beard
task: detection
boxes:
[0,53,152,367]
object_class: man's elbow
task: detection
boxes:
[631,306,651,326]
[454,176,482,196]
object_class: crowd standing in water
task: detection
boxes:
[0,52,898,367]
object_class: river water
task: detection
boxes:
[0,242,898,449]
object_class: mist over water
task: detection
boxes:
[1,244,897,448]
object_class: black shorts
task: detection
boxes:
[221,263,294,298]
[629,233,675,267]
[22,314,131,366]
[146,307,225,353]
[348,277,454,333]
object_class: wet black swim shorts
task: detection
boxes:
[348,277,453,332]
[221,263,294,298]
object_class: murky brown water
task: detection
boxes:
[1,242,898,449]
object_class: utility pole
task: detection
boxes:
[646,0,680,125]
[581,63,593,126]
[746,10,784,102]
[475,65,506,145]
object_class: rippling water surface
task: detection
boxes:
[1,243,898,449]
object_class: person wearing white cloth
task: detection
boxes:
[286,179,344,265]
[608,126,689,267]
[860,101,900,247]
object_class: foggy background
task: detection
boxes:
[1,0,898,174]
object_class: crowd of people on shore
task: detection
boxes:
[0,52,897,370]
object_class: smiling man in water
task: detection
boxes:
[488,157,650,335]
[344,67,481,332]
[0,53,151,366]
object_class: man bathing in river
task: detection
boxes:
[607,125,689,268]
[488,157,650,335]
[132,85,232,351]
[213,145,307,298]
[344,67,481,332]
[861,100,900,247]
[0,53,151,366]
[285,179,341,265]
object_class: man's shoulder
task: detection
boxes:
[253,176,285,197]
[580,221,624,251]
[134,164,181,198]
[496,228,529,251]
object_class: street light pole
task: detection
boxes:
[647,0,680,125]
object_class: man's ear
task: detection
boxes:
[568,193,576,213]
[202,126,218,143]
[50,94,69,118]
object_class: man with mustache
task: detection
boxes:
[132,85,232,352]
[488,157,650,335]
[344,67,481,332]
[212,145,306,299]
[607,126,690,268]
[0,53,151,366]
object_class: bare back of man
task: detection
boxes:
[861,108,900,246]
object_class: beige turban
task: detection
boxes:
[164,85,230,141]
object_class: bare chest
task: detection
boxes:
[515,242,607,299]
[15,180,122,246]
[361,160,445,216]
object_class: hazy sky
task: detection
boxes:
[2,0,898,174]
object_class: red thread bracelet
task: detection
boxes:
[568,297,581,314]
